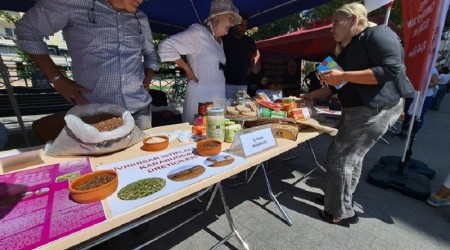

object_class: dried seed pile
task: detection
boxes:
[117,178,166,200]
[200,141,220,148]
[75,174,115,190]
[81,113,123,131]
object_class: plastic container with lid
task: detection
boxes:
[224,124,242,142]
[231,90,252,106]
[206,107,225,141]
[225,90,258,120]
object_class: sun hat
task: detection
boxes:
[205,0,242,26]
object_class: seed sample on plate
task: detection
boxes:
[117,178,166,200]
[205,154,235,167]
[167,165,206,181]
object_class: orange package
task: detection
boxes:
[290,108,311,120]
[192,125,206,136]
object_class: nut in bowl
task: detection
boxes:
[196,139,222,156]
[69,170,118,203]
[143,135,169,151]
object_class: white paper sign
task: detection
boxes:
[96,144,245,217]
[239,127,276,157]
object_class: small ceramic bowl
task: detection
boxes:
[143,135,169,151]
[196,139,222,156]
[69,170,118,203]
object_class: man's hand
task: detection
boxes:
[143,68,154,90]
[53,77,90,105]
[185,68,198,82]
[301,88,332,101]
[173,58,198,82]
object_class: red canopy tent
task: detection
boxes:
[256,16,402,62]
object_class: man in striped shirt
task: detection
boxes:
[15,0,159,130]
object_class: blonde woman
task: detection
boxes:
[304,3,412,225]
[159,0,241,123]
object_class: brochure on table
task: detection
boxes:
[317,56,347,89]
[0,158,105,250]
[314,107,342,116]
[97,144,245,217]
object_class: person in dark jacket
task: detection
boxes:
[303,3,409,225]
[223,12,258,98]
[303,63,322,93]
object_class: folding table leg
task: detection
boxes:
[378,136,390,145]
[211,183,249,250]
[307,140,326,173]
[226,167,251,187]
[205,182,219,211]
[295,140,327,183]
[282,142,307,162]
[260,162,293,226]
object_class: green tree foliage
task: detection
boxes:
[302,0,355,22]
[0,11,35,71]
[250,13,307,41]
[252,0,449,41]
[0,10,19,23]
[257,0,396,40]
[251,0,355,41]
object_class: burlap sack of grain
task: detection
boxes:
[45,103,146,156]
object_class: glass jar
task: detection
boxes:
[194,113,204,126]
[206,107,225,141]
[198,102,207,115]
[282,97,297,112]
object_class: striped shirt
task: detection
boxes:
[15,0,159,113]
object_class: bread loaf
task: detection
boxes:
[271,123,299,141]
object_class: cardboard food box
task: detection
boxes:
[271,123,299,141]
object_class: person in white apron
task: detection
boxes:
[159,0,242,123]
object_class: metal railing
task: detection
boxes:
[0,68,186,105]
[150,70,186,104]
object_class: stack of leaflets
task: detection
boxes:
[314,106,341,118]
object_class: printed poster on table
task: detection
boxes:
[0,158,106,250]
[97,144,245,217]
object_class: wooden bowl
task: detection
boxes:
[143,135,169,151]
[196,139,222,156]
[69,170,118,203]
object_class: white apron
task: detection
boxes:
[159,24,227,123]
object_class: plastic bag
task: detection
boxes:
[45,103,147,156]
